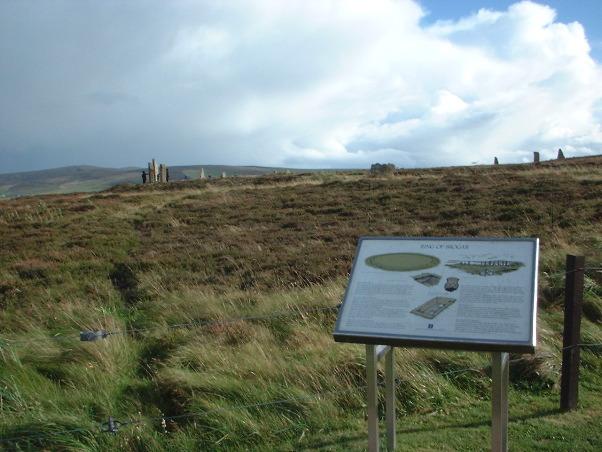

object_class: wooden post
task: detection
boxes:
[560,255,585,411]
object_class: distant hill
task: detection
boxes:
[0,165,293,198]
[2,155,599,198]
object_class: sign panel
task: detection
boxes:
[334,237,539,353]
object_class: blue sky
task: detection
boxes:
[1,0,601,173]
[420,0,602,62]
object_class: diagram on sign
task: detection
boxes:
[362,249,529,323]
[365,253,440,271]
[411,297,456,319]
[334,237,538,353]
[444,277,459,292]
[412,273,442,286]
[446,259,524,276]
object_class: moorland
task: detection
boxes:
[1,156,601,451]
[0,165,291,198]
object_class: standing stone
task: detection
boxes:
[200,168,205,179]
[557,148,565,159]
[533,152,540,163]
[159,164,167,182]
[151,159,159,182]
[148,162,155,183]
[494,157,499,165]
[221,172,227,179]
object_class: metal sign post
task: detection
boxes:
[491,352,509,452]
[385,346,396,451]
[366,344,379,452]
[366,344,396,452]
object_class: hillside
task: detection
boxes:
[0,156,601,451]
[0,164,294,198]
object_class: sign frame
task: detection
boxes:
[334,237,539,354]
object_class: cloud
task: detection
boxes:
[0,0,600,173]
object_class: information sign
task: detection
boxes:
[334,237,539,353]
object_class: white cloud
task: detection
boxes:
[0,0,600,173]
[433,91,469,116]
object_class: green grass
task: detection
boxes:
[0,156,601,451]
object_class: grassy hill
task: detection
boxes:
[0,165,295,198]
[0,156,601,451]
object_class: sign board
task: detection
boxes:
[334,237,539,353]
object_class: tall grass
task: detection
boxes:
[1,157,601,450]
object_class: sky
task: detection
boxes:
[1,0,601,174]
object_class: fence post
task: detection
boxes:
[560,255,585,412]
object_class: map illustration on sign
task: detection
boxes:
[365,252,440,271]
[334,237,539,353]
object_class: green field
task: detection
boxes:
[1,156,601,451]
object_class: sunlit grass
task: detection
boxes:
[0,156,600,450]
